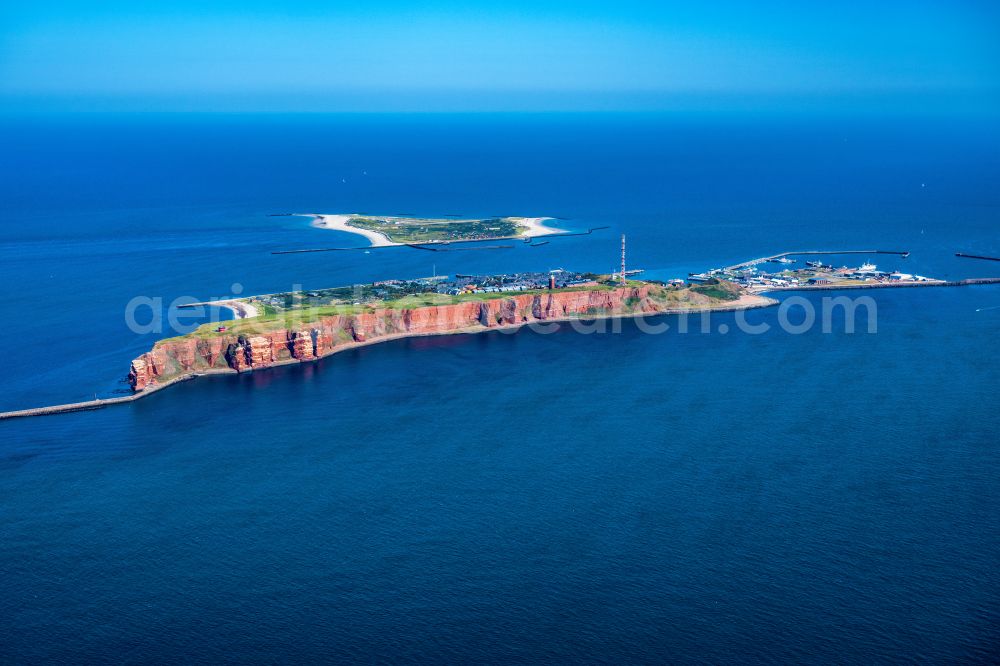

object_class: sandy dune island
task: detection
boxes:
[305,214,565,246]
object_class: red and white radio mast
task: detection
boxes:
[620,234,627,283]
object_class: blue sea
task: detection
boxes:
[1,113,999,662]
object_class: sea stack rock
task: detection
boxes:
[291,330,315,360]
[246,336,272,367]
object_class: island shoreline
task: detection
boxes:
[0,294,775,420]
[6,264,999,420]
[305,213,566,246]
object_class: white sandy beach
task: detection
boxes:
[306,213,565,245]
[213,300,260,319]
[308,214,400,246]
[178,299,260,320]
[516,216,565,237]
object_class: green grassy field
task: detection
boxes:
[348,216,526,243]
[690,278,742,301]
[158,278,746,347]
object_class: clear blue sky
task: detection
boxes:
[1,0,997,112]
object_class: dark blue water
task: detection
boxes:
[1,113,999,662]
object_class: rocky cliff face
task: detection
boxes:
[128,286,669,391]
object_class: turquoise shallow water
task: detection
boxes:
[1,114,999,662]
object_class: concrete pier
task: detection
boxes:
[0,396,135,420]
[0,376,195,421]
[956,252,1000,262]
[723,249,910,272]
[762,277,1000,292]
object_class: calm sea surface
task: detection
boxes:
[1,113,998,662]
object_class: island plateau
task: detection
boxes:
[128,272,770,392]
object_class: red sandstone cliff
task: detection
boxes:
[128,286,728,391]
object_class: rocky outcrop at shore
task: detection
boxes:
[128,286,765,392]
